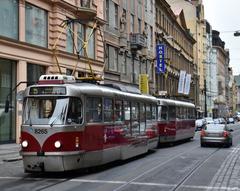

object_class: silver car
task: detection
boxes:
[200,124,233,147]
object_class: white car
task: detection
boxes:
[205,117,214,124]
[195,119,206,131]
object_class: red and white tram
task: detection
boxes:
[20,75,158,172]
[157,98,196,144]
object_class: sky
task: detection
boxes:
[202,0,240,76]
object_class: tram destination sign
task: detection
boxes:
[29,87,66,95]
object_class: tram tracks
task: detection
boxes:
[113,125,240,191]
[169,148,220,191]
[112,144,203,191]
[19,126,240,191]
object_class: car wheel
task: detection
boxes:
[201,142,206,147]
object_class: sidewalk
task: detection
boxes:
[0,143,22,162]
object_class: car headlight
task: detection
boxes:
[54,141,61,149]
[22,140,28,148]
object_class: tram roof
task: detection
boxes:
[26,82,157,103]
[157,98,195,108]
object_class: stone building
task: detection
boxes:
[104,0,156,94]
[155,0,196,102]
[234,75,240,112]
[166,0,206,111]
[0,0,104,143]
[205,20,217,117]
[212,30,229,118]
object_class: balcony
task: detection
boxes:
[76,0,97,20]
[129,33,146,50]
[51,0,97,21]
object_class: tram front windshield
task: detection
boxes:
[23,97,69,125]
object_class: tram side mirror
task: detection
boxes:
[16,90,25,103]
[4,100,9,113]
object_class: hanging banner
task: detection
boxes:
[139,74,149,94]
[156,44,165,74]
[183,74,191,95]
[178,70,186,94]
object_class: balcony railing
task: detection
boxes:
[129,33,146,50]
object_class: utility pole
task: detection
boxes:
[204,79,207,117]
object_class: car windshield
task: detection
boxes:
[205,124,225,131]
[23,97,69,125]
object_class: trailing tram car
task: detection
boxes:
[156,98,196,144]
[20,75,159,172]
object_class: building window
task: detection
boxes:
[86,26,95,59]
[150,0,153,12]
[130,0,135,13]
[107,45,118,72]
[80,0,90,8]
[106,0,109,24]
[114,3,118,29]
[27,63,45,85]
[66,20,74,53]
[107,1,118,29]
[25,3,48,47]
[66,69,73,75]
[150,26,153,47]
[0,0,18,39]
[138,19,141,33]
[77,23,85,56]
[145,0,147,11]
[130,14,134,33]
[122,52,127,74]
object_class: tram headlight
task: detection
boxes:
[54,141,61,149]
[21,140,28,148]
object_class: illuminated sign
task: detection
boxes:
[29,87,66,95]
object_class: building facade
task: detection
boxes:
[212,30,229,118]
[205,21,217,117]
[155,0,196,101]
[0,0,104,143]
[234,75,240,112]
[166,0,206,111]
[103,0,155,93]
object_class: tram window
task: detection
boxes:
[131,102,140,134]
[66,98,82,124]
[124,101,130,121]
[86,97,102,122]
[152,105,157,120]
[158,106,168,121]
[140,103,146,132]
[168,106,176,120]
[104,98,113,122]
[189,108,195,119]
[146,105,151,120]
[114,100,123,122]
[23,97,68,125]
[123,101,131,134]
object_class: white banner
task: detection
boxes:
[178,70,186,94]
[184,74,191,95]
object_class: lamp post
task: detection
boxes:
[204,78,207,117]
